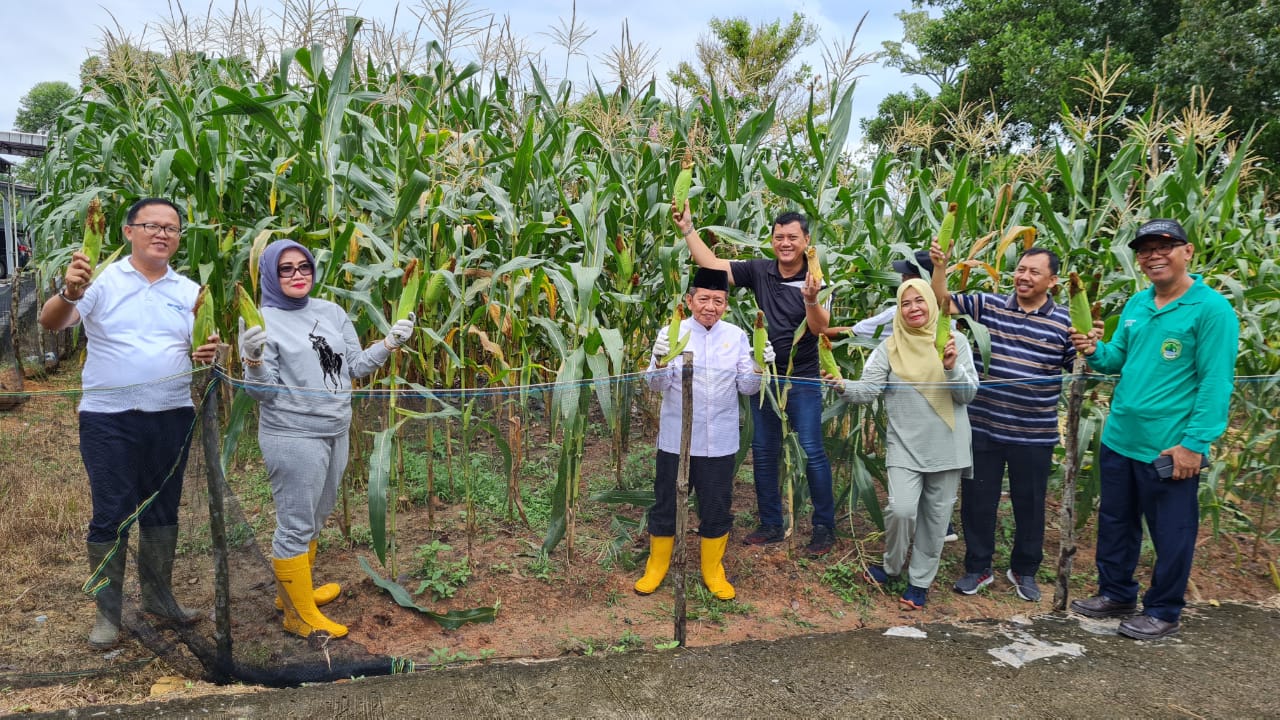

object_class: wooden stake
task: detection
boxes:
[674,350,693,647]
[1054,356,1088,611]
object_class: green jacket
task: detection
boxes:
[1088,274,1238,461]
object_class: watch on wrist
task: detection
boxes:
[58,289,80,305]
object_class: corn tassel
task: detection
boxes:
[805,246,824,284]
[818,335,842,381]
[192,285,215,351]
[235,282,264,330]
[1068,271,1093,333]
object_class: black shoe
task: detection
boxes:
[1070,595,1138,619]
[743,525,785,545]
[805,526,836,557]
[1118,614,1180,640]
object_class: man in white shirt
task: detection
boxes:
[39,198,219,649]
[634,268,769,601]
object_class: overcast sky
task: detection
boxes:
[0,0,920,142]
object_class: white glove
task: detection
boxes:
[762,340,776,365]
[239,318,266,361]
[385,313,415,349]
[652,328,670,363]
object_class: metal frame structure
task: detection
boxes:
[0,131,46,279]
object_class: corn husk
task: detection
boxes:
[818,335,842,381]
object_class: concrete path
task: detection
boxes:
[34,602,1279,719]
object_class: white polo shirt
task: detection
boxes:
[646,317,761,457]
[75,257,200,413]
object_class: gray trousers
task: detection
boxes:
[260,431,348,559]
[883,466,961,588]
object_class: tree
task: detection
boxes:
[866,0,1280,175]
[14,81,76,134]
[1152,0,1280,167]
[667,13,818,117]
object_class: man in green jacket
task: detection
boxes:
[1068,218,1238,640]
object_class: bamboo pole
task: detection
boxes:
[1054,356,1088,611]
[200,345,233,681]
[674,350,693,647]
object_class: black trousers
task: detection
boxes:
[961,435,1054,575]
[647,450,735,539]
[80,408,195,544]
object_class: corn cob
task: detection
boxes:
[396,258,422,322]
[422,257,454,309]
[805,246,824,284]
[192,285,215,351]
[936,202,958,252]
[614,235,633,294]
[753,311,768,367]
[1068,271,1093,333]
[935,303,950,359]
[672,154,693,209]
[818,335,842,381]
[81,197,105,267]
[659,302,690,365]
[235,282,264,329]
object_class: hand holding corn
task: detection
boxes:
[651,328,671,366]
[239,317,267,362]
[384,313,415,350]
[670,200,693,236]
[62,252,93,300]
[941,335,958,370]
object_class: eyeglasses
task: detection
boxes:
[277,262,314,278]
[1135,241,1186,259]
[127,222,183,237]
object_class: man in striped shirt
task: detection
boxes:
[930,242,1076,602]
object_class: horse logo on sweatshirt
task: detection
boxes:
[309,321,344,392]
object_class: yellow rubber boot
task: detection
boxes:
[633,536,674,595]
[272,554,348,639]
[275,540,340,610]
[700,534,736,600]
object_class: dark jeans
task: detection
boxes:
[80,408,195,543]
[1096,443,1200,622]
[961,435,1053,575]
[648,451,735,538]
[749,380,834,530]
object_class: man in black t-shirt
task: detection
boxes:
[673,201,837,557]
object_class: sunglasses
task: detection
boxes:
[277,262,315,278]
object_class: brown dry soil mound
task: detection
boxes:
[23,600,1279,719]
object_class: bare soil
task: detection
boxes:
[1,373,1277,715]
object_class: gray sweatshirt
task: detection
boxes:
[840,341,978,473]
[244,298,390,437]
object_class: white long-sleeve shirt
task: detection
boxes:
[646,318,762,457]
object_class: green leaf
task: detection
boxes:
[358,556,498,629]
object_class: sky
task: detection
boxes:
[0,0,920,143]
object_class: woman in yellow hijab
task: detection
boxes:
[822,278,977,610]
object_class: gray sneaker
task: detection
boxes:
[953,569,993,595]
[1007,569,1042,602]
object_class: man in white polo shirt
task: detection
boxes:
[39,197,219,649]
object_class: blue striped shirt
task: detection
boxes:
[953,293,1076,445]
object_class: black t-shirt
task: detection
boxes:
[729,258,822,378]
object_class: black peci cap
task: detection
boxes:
[691,267,729,292]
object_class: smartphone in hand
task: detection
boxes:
[1153,453,1210,480]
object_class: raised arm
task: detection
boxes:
[38,251,92,331]
[672,201,732,281]
[928,241,961,315]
